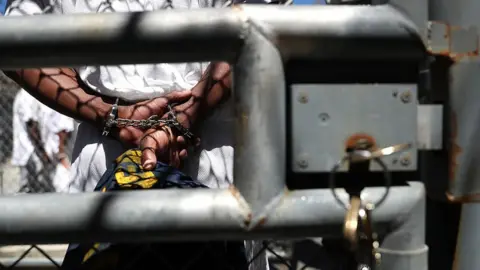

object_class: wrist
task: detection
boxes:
[173,97,201,129]
[92,99,115,130]
[98,98,130,137]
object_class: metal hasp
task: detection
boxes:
[292,84,418,173]
[0,5,427,270]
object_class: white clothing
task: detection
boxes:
[12,89,76,191]
[12,89,38,167]
[6,0,235,193]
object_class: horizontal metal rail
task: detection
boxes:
[0,5,425,68]
[0,183,423,244]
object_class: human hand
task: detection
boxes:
[59,157,71,169]
[115,90,192,169]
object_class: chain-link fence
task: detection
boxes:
[0,72,72,269]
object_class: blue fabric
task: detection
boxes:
[293,0,325,5]
[61,149,248,270]
[0,0,8,15]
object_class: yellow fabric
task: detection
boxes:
[113,149,157,189]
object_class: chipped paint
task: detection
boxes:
[428,21,479,61]
[344,133,377,151]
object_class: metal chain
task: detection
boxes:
[105,104,196,141]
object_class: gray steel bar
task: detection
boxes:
[378,182,428,270]
[0,5,425,68]
[0,183,423,245]
[233,27,285,214]
[240,5,425,60]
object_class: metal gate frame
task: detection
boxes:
[0,5,428,270]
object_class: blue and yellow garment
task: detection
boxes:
[61,149,248,270]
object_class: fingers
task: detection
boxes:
[176,136,188,159]
[164,90,192,104]
[139,127,188,170]
[140,128,170,170]
[129,90,192,120]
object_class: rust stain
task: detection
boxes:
[249,188,290,230]
[449,112,462,182]
[344,133,377,151]
[255,217,267,227]
[428,21,479,62]
[446,192,480,203]
[228,185,252,227]
[229,185,242,200]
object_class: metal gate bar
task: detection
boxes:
[0,5,424,68]
[0,183,423,244]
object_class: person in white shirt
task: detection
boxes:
[12,89,75,193]
[3,0,269,268]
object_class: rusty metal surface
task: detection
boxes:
[427,21,479,61]
[429,0,480,202]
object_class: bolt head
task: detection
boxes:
[297,158,308,169]
[298,93,308,104]
[400,91,412,103]
[400,156,411,166]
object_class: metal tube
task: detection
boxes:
[240,5,425,60]
[0,183,423,245]
[451,204,480,270]
[378,183,428,270]
[233,27,285,214]
[0,9,245,68]
[0,5,425,68]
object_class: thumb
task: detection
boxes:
[140,129,170,170]
[140,131,158,170]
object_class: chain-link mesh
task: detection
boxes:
[0,72,73,270]
[0,0,348,269]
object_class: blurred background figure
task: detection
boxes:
[12,89,75,193]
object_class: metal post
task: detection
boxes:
[233,25,286,215]
[378,183,428,270]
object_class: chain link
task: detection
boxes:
[105,104,196,142]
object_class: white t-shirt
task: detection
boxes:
[6,0,235,191]
[12,89,76,166]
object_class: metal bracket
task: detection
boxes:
[291,84,418,173]
[427,21,479,59]
[417,105,443,150]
